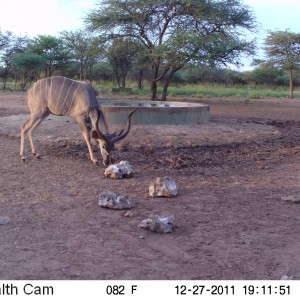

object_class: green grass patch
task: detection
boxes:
[95,81,300,99]
[2,79,299,99]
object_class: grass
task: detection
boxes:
[94,81,300,99]
[2,79,300,99]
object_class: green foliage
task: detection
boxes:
[0,29,12,50]
[262,30,300,98]
[106,38,141,88]
[27,35,69,77]
[92,80,300,99]
[264,30,300,69]
[11,53,46,89]
[60,30,104,80]
[244,65,288,85]
[91,61,114,81]
[85,0,257,100]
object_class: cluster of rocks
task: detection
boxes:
[100,161,177,233]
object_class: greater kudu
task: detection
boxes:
[20,76,137,166]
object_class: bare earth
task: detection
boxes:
[1,91,300,280]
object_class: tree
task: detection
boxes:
[28,35,69,77]
[85,0,256,100]
[60,30,104,81]
[106,38,139,88]
[0,29,12,50]
[11,53,46,90]
[244,64,286,86]
[263,30,300,99]
[0,34,29,89]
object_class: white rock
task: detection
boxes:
[98,191,132,209]
[104,165,122,179]
[124,211,134,217]
[104,161,133,179]
[0,216,11,225]
[149,177,177,197]
[281,194,300,203]
[139,215,175,233]
[280,274,294,280]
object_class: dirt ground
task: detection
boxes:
[1,91,300,280]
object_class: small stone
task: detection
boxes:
[124,211,134,217]
[98,191,132,209]
[104,165,122,179]
[244,238,253,245]
[280,274,294,280]
[104,161,133,179]
[139,215,175,233]
[0,216,11,225]
[149,177,177,197]
[281,194,300,203]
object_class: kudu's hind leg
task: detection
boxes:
[20,113,49,161]
[20,117,31,161]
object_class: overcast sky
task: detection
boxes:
[0,0,299,69]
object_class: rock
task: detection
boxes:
[280,274,294,280]
[149,177,177,197]
[281,194,300,203]
[104,165,122,179]
[104,161,133,179]
[124,211,134,217]
[139,215,175,233]
[98,191,132,209]
[0,216,11,225]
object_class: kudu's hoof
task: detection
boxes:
[33,152,41,159]
[21,157,26,163]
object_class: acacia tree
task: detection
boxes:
[106,38,140,88]
[28,35,69,77]
[1,35,29,89]
[264,30,300,99]
[60,30,103,81]
[0,29,12,51]
[11,53,46,90]
[85,0,256,100]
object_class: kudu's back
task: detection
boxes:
[27,76,99,117]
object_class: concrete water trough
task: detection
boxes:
[100,100,209,125]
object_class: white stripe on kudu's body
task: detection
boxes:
[20,76,138,166]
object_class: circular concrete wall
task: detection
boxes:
[100,100,209,125]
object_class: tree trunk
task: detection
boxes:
[289,67,293,99]
[161,78,170,101]
[137,70,143,90]
[121,75,126,89]
[161,69,178,101]
[150,80,159,101]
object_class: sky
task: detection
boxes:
[0,0,299,70]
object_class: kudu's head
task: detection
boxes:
[91,108,138,166]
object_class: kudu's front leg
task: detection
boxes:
[76,116,99,165]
